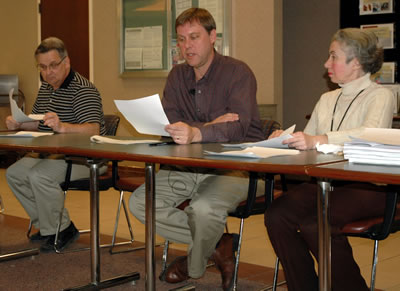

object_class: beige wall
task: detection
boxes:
[1,0,339,135]
[0,0,39,129]
[232,0,282,122]
[283,0,340,130]
[92,0,282,136]
[0,0,281,135]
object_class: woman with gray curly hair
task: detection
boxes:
[265,28,394,291]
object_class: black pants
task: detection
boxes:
[265,182,387,291]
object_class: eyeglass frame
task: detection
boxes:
[37,56,66,72]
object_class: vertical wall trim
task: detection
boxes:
[89,0,94,82]
[37,0,41,88]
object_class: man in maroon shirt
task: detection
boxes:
[129,8,263,291]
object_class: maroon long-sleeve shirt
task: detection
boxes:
[162,52,263,143]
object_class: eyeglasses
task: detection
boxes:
[37,56,66,72]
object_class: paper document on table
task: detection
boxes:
[222,124,296,149]
[350,128,400,146]
[0,131,53,138]
[204,147,300,159]
[9,88,44,123]
[343,128,400,166]
[90,135,160,145]
[114,94,170,137]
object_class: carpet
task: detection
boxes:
[0,214,287,290]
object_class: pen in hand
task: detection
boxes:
[149,141,176,147]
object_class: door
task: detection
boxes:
[40,0,89,79]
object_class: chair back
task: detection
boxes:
[260,119,281,139]
[61,115,120,191]
[103,114,120,136]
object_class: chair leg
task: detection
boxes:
[159,240,170,280]
[109,190,137,254]
[257,256,286,291]
[0,194,4,213]
[232,218,245,291]
[54,190,68,253]
[272,257,280,291]
[27,220,33,238]
[370,240,379,291]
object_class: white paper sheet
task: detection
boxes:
[350,128,400,146]
[90,135,160,145]
[343,128,400,166]
[0,131,53,138]
[222,124,296,149]
[9,89,44,123]
[204,147,300,159]
[114,94,170,137]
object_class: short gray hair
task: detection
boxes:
[34,37,68,59]
[331,28,383,74]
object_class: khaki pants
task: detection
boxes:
[129,166,264,278]
[6,154,106,235]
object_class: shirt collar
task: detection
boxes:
[44,69,75,91]
[202,50,221,81]
[185,49,220,83]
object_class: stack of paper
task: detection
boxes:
[222,124,296,149]
[205,125,299,159]
[0,131,53,138]
[344,128,400,166]
[205,147,300,159]
[90,135,159,145]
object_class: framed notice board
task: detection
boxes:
[119,0,231,78]
[340,0,400,83]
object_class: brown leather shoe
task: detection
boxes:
[164,256,190,283]
[212,233,239,291]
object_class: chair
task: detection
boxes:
[159,119,287,290]
[0,194,4,213]
[340,188,400,291]
[27,114,136,253]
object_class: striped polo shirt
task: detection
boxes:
[32,70,106,135]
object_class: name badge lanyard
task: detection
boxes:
[330,89,365,131]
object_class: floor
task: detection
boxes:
[1,168,399,290]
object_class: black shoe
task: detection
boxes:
[40,222,80,253]
[29,231,53,242]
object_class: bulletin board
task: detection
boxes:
[119,0,231,78]
[340,0,400,83]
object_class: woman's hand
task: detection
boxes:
[282,132,328,150]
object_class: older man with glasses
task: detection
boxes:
[5,37,106,252]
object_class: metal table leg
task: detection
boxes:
[145,163,156,291]
[317,179,332,291]
[63,158,140,291]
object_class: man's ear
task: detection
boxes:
[65,56,71,66]
[210,29,217,44]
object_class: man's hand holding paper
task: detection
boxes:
[114,94,170,137]
[8,88,44,124]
